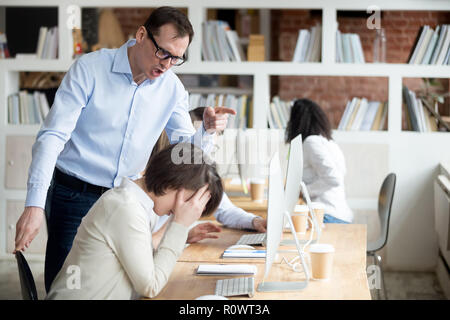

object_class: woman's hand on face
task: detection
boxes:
[172,185,211,227]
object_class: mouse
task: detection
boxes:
[195,295,229,300]
[226,244,256,250]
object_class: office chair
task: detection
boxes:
[367,172,396,300]
[15,251,38,300]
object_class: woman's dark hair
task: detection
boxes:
[144,142,223,217]
[285,98,332,143]
[144,6,194,44]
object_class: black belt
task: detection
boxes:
[54,168,110,195]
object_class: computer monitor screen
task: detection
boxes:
[284,134,303,217]
[263,151,286,279]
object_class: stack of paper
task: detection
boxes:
[222,250,266,258]
[196,264,257,275]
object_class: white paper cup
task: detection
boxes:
[309,243,335,281]
[292,204,308,234]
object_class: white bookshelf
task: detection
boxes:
[0,0,450,273]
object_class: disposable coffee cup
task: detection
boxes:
[292,204,308,234]
[250,178,265,202]
[308,202,325,229]
[309,243,335,281]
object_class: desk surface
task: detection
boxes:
[150,224,371,300]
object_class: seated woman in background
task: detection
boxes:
[285,98,353,224]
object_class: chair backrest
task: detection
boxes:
[15,251,38,300]
[367,173,396,253]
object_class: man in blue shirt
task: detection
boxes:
[14,7,235,292]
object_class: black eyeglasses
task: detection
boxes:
[148,32,186,66]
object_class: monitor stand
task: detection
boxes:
[280,182,321,246]
[257,211,310,292]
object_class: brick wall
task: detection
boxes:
[271,10,450,128]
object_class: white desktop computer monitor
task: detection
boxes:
[257,151,311,292]
[261,151,286,281]
[284,134,303,217]
[282,133,321,245]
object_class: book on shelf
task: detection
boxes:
[338,97,387,131]
[34,26,59,59]
[202,20,245,62]
[0,33,11,59]
[188,92,251,129]
[336,31,365,63]
[267,96,293,129]
[292,24,321,62]
[402,86,441,132]
[8,91,50,125]
[408,25,450,65]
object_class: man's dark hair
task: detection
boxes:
[144,6,194,44]
[144,143,223,217]
[285,98,332,143]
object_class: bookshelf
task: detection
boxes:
[0,0,449,273]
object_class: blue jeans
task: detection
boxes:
[323,214,350,224]
[44,180,101,293]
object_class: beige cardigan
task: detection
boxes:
[46,178,188,300]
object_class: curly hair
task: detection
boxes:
[285,98,332,143]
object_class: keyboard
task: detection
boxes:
[215,277,255,298]
[236,233,266,246]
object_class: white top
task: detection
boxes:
[46,178,189,300]
[302,135,353,223]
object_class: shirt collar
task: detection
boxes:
[120,177,154,214]
[112,39,135,75]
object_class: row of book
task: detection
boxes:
[0,33,11,59]
[202,20,246,62]
[402,86,438,132]
[35,26,59,59]
[7,91,50,125]
[408,24,450,65]
[292,24,322,62]
[268,96,293,129]
[336,31,365,63]
[189,93,251,129]
[338,98,387,131]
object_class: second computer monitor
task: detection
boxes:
[262,151,286,280]
[284,133,303,217]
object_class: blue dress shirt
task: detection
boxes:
[26,39,213,209]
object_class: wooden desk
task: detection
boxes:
[150,224,371,300]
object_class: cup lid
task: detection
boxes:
[311,202,325,209]
[294,204,309,212]
[309,243,335,253]
[250,178,265,184]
